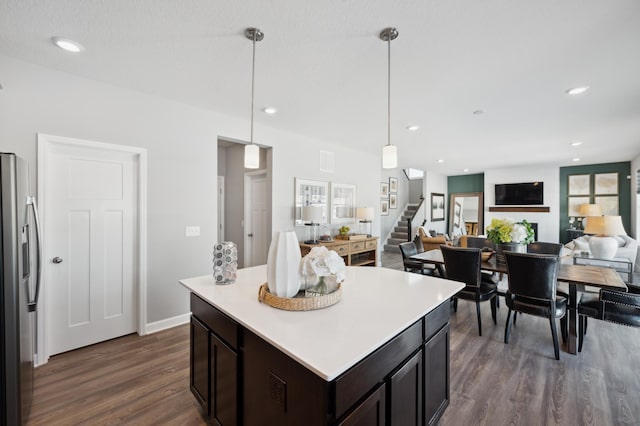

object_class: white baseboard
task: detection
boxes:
[144,313,190,335]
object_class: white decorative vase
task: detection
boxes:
[267,231,302,298]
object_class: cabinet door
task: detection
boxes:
[388,350,422,425]
[190,316,210,413]
[424,324,450,426]
[339,384,386,426]
[210,333,238,425]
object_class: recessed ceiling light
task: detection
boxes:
[262,107,277,114]
[566,86,589,95]
[570,141,583,147]
[437,159,444,163]
[51,37,85,53]
[472,110,484,115]
[463,168,469,172]
[406,125,420,131]
[572,158,581,162]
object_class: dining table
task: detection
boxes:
[410,249,628,354]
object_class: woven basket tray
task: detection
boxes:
[258,283,342,311]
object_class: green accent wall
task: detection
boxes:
[559,162,632,242]
[448,173,484,194]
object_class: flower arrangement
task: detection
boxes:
[486,218,535,245]
[299,246,346,294]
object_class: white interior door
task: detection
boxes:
[244,173,268,267]
[45,143,138,355]
[217,176,225,243]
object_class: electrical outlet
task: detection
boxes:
[185,226,200,237]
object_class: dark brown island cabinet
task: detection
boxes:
[189,292,451,425]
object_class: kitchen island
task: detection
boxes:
[180,265,464,425]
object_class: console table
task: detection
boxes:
[573,254,633,284]
[299,236,378,266]
[180,265,464,425]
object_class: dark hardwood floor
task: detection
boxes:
[28,253,640,425]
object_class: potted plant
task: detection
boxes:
[486,218,535,263]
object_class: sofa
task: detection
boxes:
[563,234,638,272]
[417,227,452,252]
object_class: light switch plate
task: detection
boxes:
[185,226,200,237]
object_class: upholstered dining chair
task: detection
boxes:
[504,252,568,360]
[527,242,563,256]
[440,245,498,336]
[399,241,435,276]
[577,286,640,352]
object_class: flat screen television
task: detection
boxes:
[495,182,544,205]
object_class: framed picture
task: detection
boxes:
[330,183,357,224]
[431,192,445,221]
[295,178,329,225]
[595,173,618,195]
[568,174,590,195]
[380,182,389,198]
[595,195,619,215]
[389,177,398,193]
[381,199,389,216]
[453,202,462,227]
[389,193,397,209]
[568,196,590,217]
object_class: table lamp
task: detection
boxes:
[578,203,603,230]
[356,207,374,237]
[583,215,626,259]
[301,206,323,244]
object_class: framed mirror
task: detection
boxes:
[449,192,484,237]
[295,178,329,225]
[331,183,357,224]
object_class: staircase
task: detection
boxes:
[383,204,419,253]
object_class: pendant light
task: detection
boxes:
[380,27,398,169]
[244,28,264,169]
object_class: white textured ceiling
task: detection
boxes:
[1,0,639,174]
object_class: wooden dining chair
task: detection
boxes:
[440,245,498,336]
[577,286,640,352]
[504,252,568,360]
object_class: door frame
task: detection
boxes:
[37,134,148,366]
[244,170,268,267]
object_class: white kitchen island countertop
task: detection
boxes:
[180,265,464,381]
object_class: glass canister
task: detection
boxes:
[213,241,238,284]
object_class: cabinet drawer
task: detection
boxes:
[191,293,238,349]
[332,244,349,256]
[365,240,377,250]
[424,301,450,341]
[350,241,366,253]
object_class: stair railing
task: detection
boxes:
[405,197,426,241]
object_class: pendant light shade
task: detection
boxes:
[244,27,264,169]
[380,27,398,169]
[244,143,260,169]
[382,144,397,169]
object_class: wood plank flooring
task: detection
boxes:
[28,253,640,425]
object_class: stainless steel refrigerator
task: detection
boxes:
[1,153,41,425]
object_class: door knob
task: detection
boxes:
[248,233,254,237]
[52,257,63,264]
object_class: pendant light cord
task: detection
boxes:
[387,35,391,147]
[250,32,256,145]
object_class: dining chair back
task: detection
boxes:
[527,242,563,256]
[399,241,432,275]
[504,252,567,359]
[440,245,497,336]
[465,237,497,251]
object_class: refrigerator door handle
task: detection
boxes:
[26,195,42,312]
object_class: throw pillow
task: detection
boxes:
[573,237,590,252]
[613,235,625,247]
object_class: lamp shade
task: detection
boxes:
[578,203,602,217]
[356,207,374,221]
[244,144,259,169]
[583,215,626,236]
[301,206,323,223]
[382,144,397,169]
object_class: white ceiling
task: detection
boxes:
[1,0,639,175]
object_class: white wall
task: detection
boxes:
[425,171,448,235]
[484,165,560,242]
[0,54,381,326]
